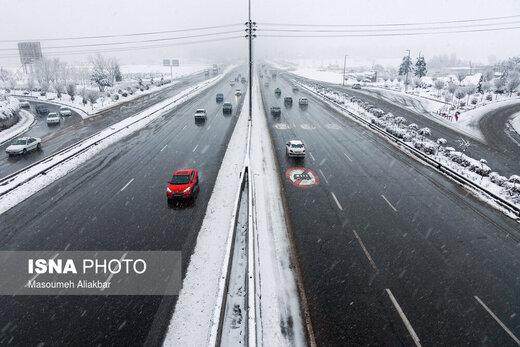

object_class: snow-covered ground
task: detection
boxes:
[121,63,210,76]
[0,68,232,214]
[510,112,520,136]
[0,110,34,145]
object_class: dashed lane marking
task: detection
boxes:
[381,194,398,212]
[120,178,134,192]
[352,230,378,272]
[331,192,343,211]
[386,289,422,347]
[474,296,520,345]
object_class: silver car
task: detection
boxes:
[46,112,61,125]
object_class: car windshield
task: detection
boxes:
[291,143,303,148]
[196,110,205,113]
[171,175,190,184]
[13,139,27,145]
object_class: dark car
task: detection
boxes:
[270,106,281,116]
[241,77,247,84]
[274,88,281,96]
[35,105,49,115]
[292,86,299,92]
[284,96,293,106]
[216,93,224,102]
[223,102,233,114]
[352,83,362,89]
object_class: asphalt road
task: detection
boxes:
[289,73,520,177]
[480,102,520,160]
[0,69,246,345]
[261,75,520,346]
[0,70,211,178]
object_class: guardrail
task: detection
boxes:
[0,71,231,198]
[295,79,520,218]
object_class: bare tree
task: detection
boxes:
[454,88,466,106]
[54,82,65,99]
[434,79,445,97]
[465,84,477,104]
[87,90,99,109]
[89,54,112,92]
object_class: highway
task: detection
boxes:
[0,69,246,345]
[260,74,520,346]
[290,74,520,177]
[0,71,210,178]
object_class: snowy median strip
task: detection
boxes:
[0,110,35,146]
[0,67,234,215]
[297,80,520,219]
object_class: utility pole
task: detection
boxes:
[245,0,256,123]
[405,49,411,91]
[342,54,348,86]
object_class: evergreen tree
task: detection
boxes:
[398,55,412,76]
[415,56,427,78]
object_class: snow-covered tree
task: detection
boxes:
[506,72,520,96]
[414,56,427,78]
[398,55,413,79]
[465,84,477,104]
[434,79,445,97]
[454,88,466,106]
[66,83,76,101]
[494,77,506,93]
[89,54,112,92]
[87,90,99,109]
[54,82,65,99]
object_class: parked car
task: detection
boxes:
[241,77,247,84]
[216,93,224,103]
[352,83,362,89]
[230,80,236,86]
[59,107,72,116]
[194,109,207,121]
[46,112,61,125]
[35,105,49,115]
[274,88,281,95]
[284,96,293,106]
[292,86,299,92]
[6,137,41,156]
[223,102,233,114]
[166,168,199,202]
[299,97,309,106]
[235,89,242,96]
[19,101,31,109]
[270,106,281,116]
[285,140,306,158]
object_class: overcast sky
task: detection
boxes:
[0,0,519,67]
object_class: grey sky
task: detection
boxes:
[1,0,519,67]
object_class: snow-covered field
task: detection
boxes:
[511,112,520,136]
[121,63,210,76]
[0,110,34,145]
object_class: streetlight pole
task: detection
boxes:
[246,0,256,123]
[342,54,347,86]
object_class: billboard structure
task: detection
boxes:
[163,59,180,80]
[17,42,43,73]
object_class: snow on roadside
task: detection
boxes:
[510,112,520,136]
[0,110,35,145]
[249,77,307,345]
[0,68,233,215]
[163,78,249,346]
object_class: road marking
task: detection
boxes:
[386,289,421,347]
[309,152,316,161]
[193,144,199,152]
[331,192,343,211]
[207,125,212,131]
[381,194,398,212]
[101,253,127,292]
[182,125,187,131]
[352,230,378,272]
[343,152,353,162]
[29,253,59,282]
[474,296,520,345]
[319,169,329,185]
[160,144,168,152]
[120,178,134,192]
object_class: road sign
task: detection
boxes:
[18,42,42,65]
[171,59,179,66]
[285,167,320,188]
[163,59,171,66]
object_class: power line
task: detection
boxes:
[0,36,243,59]
[260,20,520,33]
[258,13,520,28]
[0,23,244,43]
[0,30,244,51]
[258,24,520,38]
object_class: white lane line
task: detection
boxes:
[344,152,353,162]
[120,178,134,192]
[319,169,329,185]
[352,230,378,272]
[29,253,59,282]
[381,194,398,212]
[386,289,422,347]
[474,296,520,345]
[101,252,128,292]
[182,125,187,131]
[309,152,316,161]
[207,125,212,131]
[160,144,168,152]
[331,192,343,211]
[193,144,199,152]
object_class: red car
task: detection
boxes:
[166,168,199,202]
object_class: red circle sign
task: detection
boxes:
[285,167,320,188]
